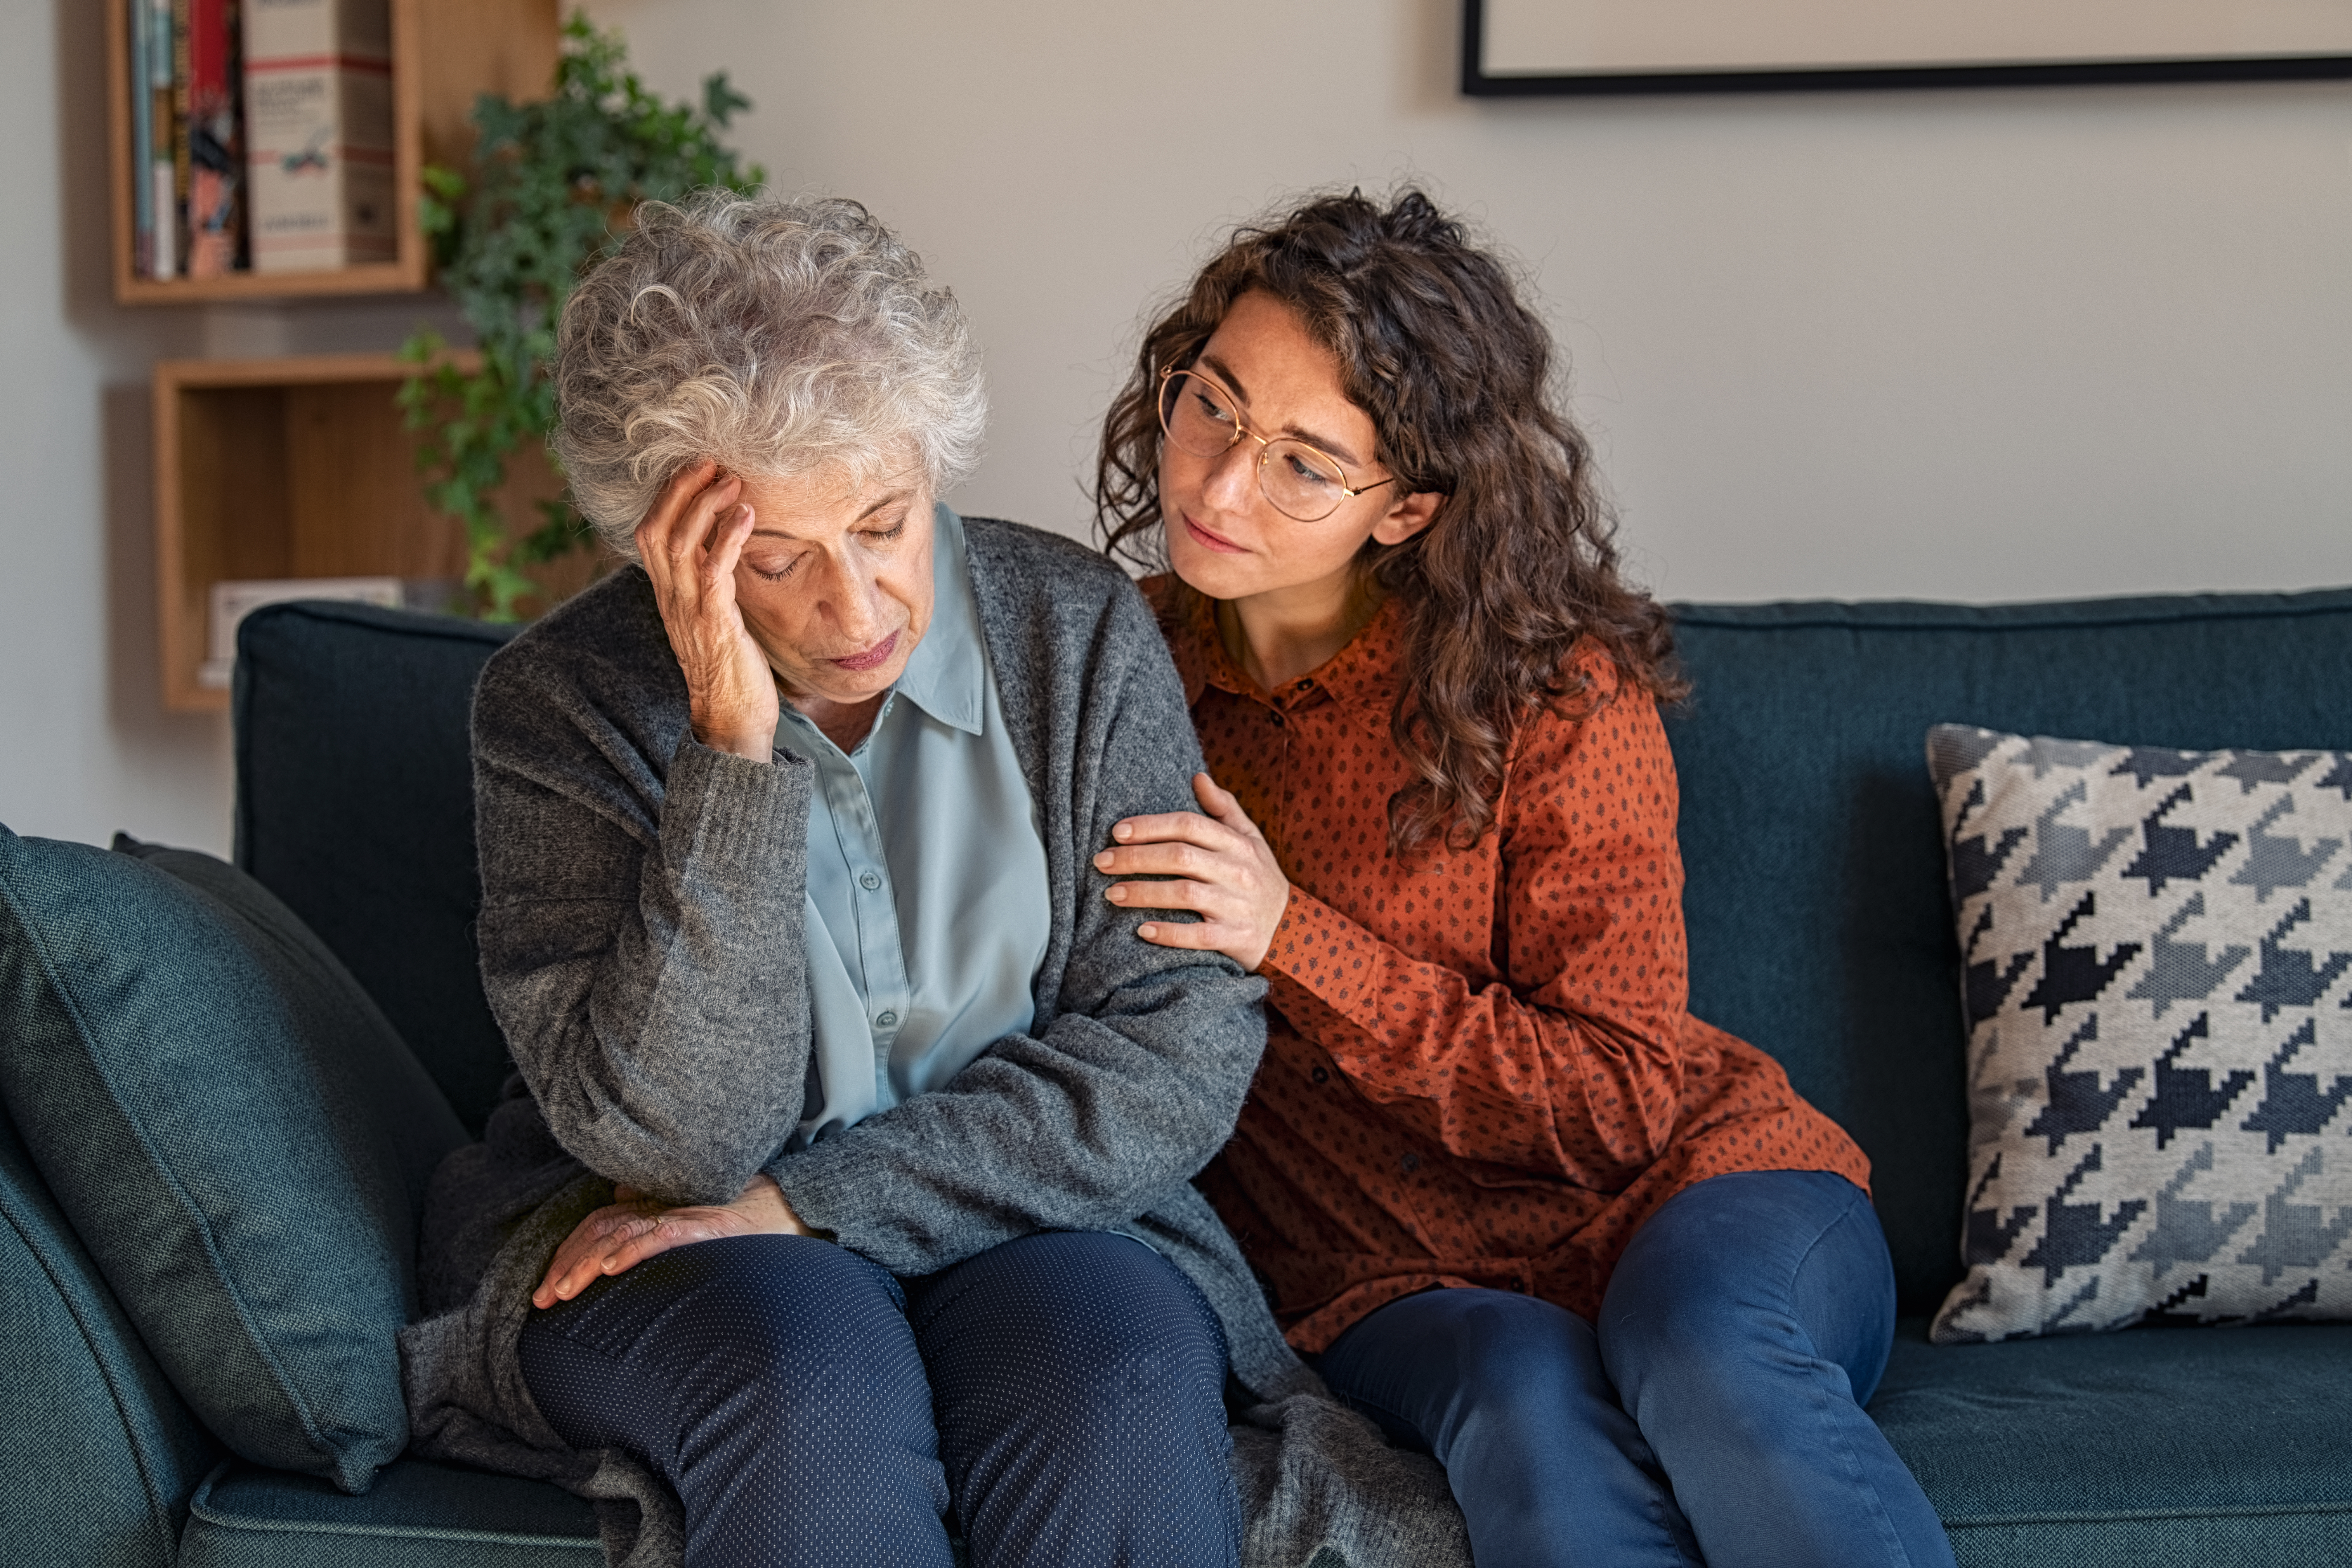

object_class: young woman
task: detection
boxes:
[1090,190,1957,1568]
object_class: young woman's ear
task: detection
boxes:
[1372,489,1444,547]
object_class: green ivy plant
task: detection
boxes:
[398,14,763,620]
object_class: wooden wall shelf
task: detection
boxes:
[106,0,559,306]
[154,352,598,712]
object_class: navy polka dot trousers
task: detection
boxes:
[519,1229,1241,1568]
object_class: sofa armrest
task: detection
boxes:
[0,1108,220,1567]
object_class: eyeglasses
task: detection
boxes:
[1157,366,1396,523]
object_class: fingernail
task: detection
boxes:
[1114,824,1133,840]
[1138,923,1157,938]
[1094,850,1114,868]
[1107,886,1126,902]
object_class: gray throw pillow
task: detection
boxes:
[1925,727,2352,1343]
[0,826,468,1491]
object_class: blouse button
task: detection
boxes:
[859,871,883,891]
[1311,1066,1330,1085]
[1400,1152,1420,1173]
[876,1010,898,1028]
[1267,708,1286,728]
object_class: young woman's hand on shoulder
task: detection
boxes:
[1098,772,1289,973]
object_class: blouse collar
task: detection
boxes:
[1155,578,1401,740]
[889,503,985,736]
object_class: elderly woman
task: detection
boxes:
[396,193,1294,1568]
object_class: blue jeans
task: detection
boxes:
[1318,1171,1955,1568]
[519,1229,1240,1568]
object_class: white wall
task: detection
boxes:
[4,0,465,855]
[6,0,2350,853]
[585,0,2352,604]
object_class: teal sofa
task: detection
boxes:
[6,583,2352,1567]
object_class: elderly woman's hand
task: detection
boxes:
[532,1173,813,1308]
[1098,772,1290,973]
[636,460,778,761]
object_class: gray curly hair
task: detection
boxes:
[554,191,987,560]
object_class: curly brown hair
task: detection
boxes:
[1095,188,1685,853]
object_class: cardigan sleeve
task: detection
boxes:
[471,626,820,1210]
[1254,666,1691,1191]
[765,571,1270,1275]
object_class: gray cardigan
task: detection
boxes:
[398,519,1466,1568]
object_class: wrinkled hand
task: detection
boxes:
[635,460,777,761]
[532,1173,811,1309]
[1097,772,1290,973]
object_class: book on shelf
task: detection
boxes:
[134,0,178,279]
[185,0,245,278]
[172,0,191,269]
[243,0,395,274]
[130,0,242,278]
[131,0,152,275]
[203,576,404,688]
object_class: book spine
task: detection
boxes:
[184,0,241,278]
[130,0,152,276]
[146,0,176,278]
[171,0,190,276]
[244,0,394,274]
[231,0,250,271]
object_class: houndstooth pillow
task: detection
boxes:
[1927,725,2352,1343]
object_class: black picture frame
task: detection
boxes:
[1460,0,2352,96]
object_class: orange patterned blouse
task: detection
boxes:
[1148,581,1871,1352]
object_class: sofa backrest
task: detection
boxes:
[231,588,2352,1315]
[234,603,519,1134]
[1666,587,2352,1311]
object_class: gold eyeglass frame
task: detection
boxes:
[1157,365,1397,523]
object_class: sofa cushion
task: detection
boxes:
[0,827,467,1492]
[112,836,472,1207]
[178,1458,599,1568]
[1922,728,2352,1341]
[234,601,520,1133]
[1666,587,2352,1312]
[1872,1316,2352,1566]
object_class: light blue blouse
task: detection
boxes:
[775,505,1053,1148]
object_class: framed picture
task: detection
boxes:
[1462,0,2352,95]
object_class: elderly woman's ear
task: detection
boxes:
[635,460,776,762]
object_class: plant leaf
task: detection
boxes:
[404,10,760,618]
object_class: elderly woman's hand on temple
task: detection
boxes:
[636,458,779,762]
[531,1172,812,1308]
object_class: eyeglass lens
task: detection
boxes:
[1160,370,1351,522]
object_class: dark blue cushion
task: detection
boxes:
[234,602,520,1133]
[179,1458,598,1568]
[0,829,467,1492]
[1872,1316,2352,1566]
[1665,588,2352,1311]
